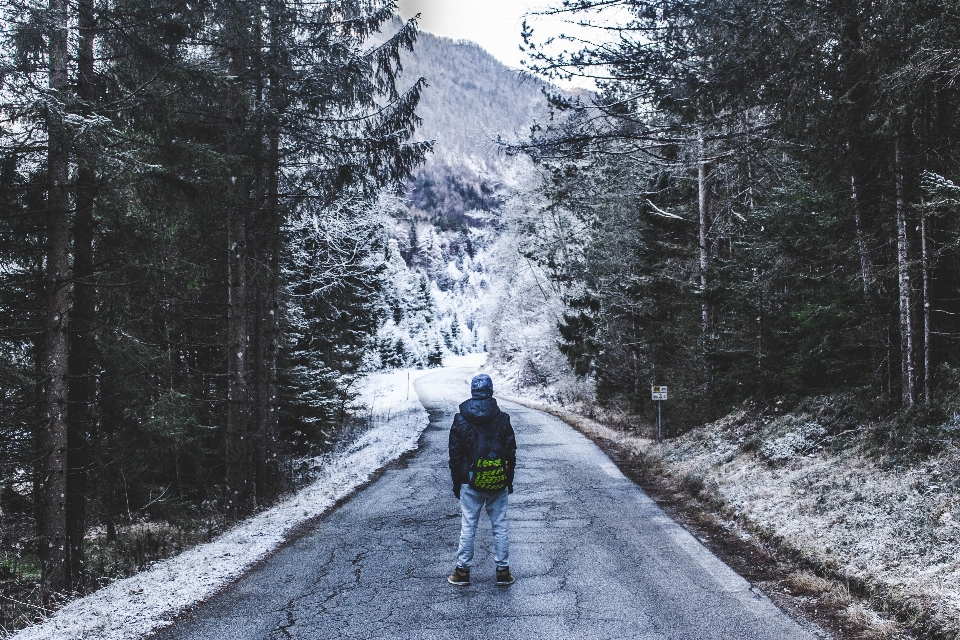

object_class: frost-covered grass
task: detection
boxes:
[648,411,960,637]
[624,405,959,637]
[8,366,437,640]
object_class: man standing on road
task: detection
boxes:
[447,373,516,586]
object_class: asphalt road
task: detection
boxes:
[156,366,821,640]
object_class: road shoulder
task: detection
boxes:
[502,395,910,640]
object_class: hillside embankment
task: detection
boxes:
[503,394,960,640]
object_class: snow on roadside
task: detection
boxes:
[10,365,453,640]
[436,353,486,371]
[620,410,960,636]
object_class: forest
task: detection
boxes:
[507,0,960,433]
[0,0,438,617]
[477,5,960,631]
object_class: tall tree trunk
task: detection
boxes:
[886,323,893,401]
[895,132,915,406]
[66,0,97,590]
[252,139,281,504]
[259,0,282,501]
[265,127,281,497]
[248,10,272,509]
[251,263,279,505]
[698,129,711,398]
[851,173,875,299]
[226,194,249,518]
[39,0,71,601]
[698,130,710,337]
[851,170,884,392]
[66,187,92,592]
[225,43,250,518]
[921,212,932,404]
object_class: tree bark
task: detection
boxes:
[226,197,249,517]
[39,0,72,601]
[921,212,932,404]
[260,0,283,500]
[252,262,279,505]
[252,143,281,504]
[225,42,250,518]
[851,173,875,299]
[698,130,710,337]
[895,132,915,406]
[886,324,893,401]
[851,170,884,392]
[248,8,277,509]
[66,0,97,591]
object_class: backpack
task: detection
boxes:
[468,415,509,491]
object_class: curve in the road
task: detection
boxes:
[155,366,823,640]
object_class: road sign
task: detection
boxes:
[652,386,667,443]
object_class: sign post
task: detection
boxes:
[651,386,668,442]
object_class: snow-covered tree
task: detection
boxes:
[281,199,385,450]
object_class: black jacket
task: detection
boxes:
[448,397,517,492]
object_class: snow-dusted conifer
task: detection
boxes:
[280,198,385,448]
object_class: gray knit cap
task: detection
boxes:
[470,374,494,399]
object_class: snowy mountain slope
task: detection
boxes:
[368,24,554,368]
[403,28,548,160]
[399,24,549,228]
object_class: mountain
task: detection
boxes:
[368,25,551,368]
[398,27,549,228]
[404,31,547,156]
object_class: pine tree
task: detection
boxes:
[281,199,386,446]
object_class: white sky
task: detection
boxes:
[396,0,626,90]
[396,0,538,69]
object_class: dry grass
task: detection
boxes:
[786,571,832,596]
[645,413,960,639]
[842,602,900,640]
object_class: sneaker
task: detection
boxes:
[447,566,470,586]
[496,567,515,586]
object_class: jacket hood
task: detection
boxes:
[459,397,500,425]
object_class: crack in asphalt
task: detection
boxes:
[351,548,368,584]
[269,602,296,640]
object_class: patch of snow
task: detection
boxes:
[759,422,826,464]
[441,353,487,369]
[10,366,447,640]
[444,261,464,281]
[647,415,960,636]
